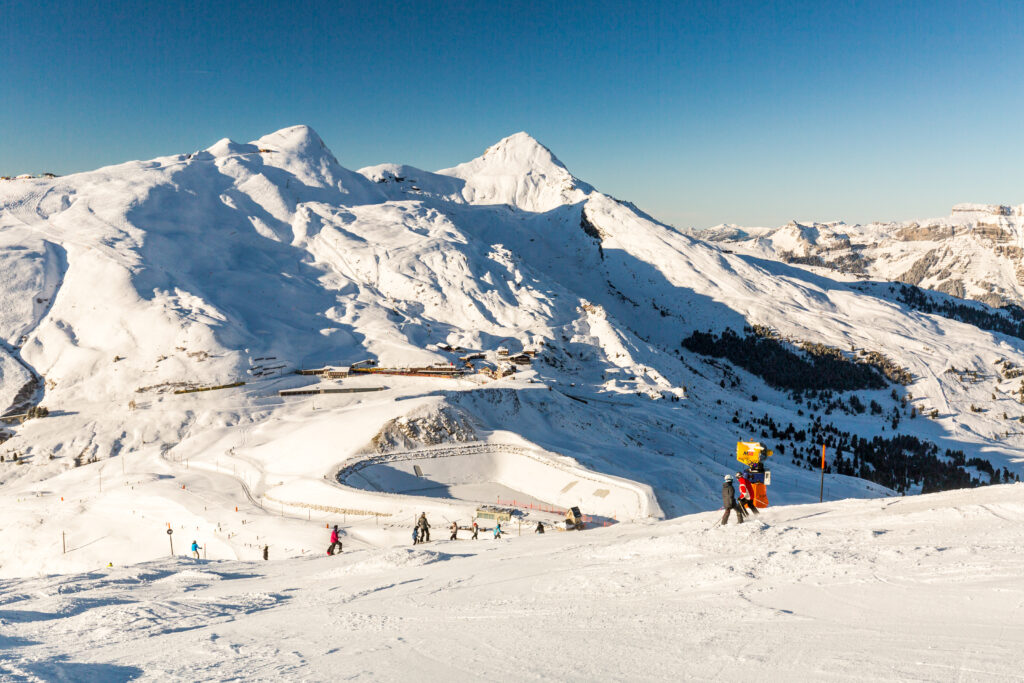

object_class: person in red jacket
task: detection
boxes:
[736,473,759,516]
[327,524,343,555]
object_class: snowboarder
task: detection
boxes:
[191,540,200,559]
[327,525,343,555]
[471,522,479,540]
[721,475,745,525]
[417,512,430,542]
[493,522,503,539]
[535,521,545,534]
[450,521,458,541]
[736,472,759,516]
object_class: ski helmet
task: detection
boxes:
[724,474,733,482]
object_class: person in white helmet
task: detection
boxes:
[721,474,745,525]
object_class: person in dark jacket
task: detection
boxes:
[471,522,479,540]
[327,525,343,555]
[721,475,745,525]
[262,545,269,560]
[535,521,545,534]
[736,473,759,515]
[417,512,431,542]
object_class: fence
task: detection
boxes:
[261,492,391,519]
[495,496,566,516]
[493,496,613,527]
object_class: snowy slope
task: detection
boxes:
[1,483,1021,680]
[1,125,1024,586]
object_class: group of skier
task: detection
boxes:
[721,472,760,525]
[410,512,508,544]
[197,477,755,563]
[313,474,758,558]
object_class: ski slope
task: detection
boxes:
[2,126,1024,680]
[1,483,1021,681]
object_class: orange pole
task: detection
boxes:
[819,444,826,502]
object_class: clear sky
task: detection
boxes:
[3,0,1022,228]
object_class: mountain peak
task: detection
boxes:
[254,125,330,158]
[437,132,593,212]
[480,132,568,172]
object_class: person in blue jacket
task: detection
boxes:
[191,540,201,559]
[493,522,503,539]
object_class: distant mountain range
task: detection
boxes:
[697,202,1024,307]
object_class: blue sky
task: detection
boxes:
[2,0,1022,227]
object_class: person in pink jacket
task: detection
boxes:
[327,525,343,555]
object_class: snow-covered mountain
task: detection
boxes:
[1,125,1023,581]
[698,203,1024,307]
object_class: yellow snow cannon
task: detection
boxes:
[736,441,772,466]
[736,441,773,508]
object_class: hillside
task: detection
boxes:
[1,126,1023,580]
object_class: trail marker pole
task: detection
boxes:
[62,531,66,554]
[167,528,174,556]
[819,444,826,503]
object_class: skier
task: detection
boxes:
[471,521,479,540]
[327,525,343,555]
[449,521,458,541]
[412,527,420,545]
[493,521,503,539]
[191,540,200,559]
[535,521,545,534]
[721,475,745,525]
[736,472,759,516]
[262,545,269,560]
[417,512,430,542]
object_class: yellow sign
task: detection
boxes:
[736,441,773,466]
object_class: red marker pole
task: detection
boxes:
[819,444,826,503]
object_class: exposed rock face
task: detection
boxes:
[935,279,966,299]
[895,224,955,241]
[899,250,941,286]
[368,405,477,453]
[973,224,1013,242]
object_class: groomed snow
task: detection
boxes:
[1,483,1021,680]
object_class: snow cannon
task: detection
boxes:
[736,441,772,508]
[565,506,585,531]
